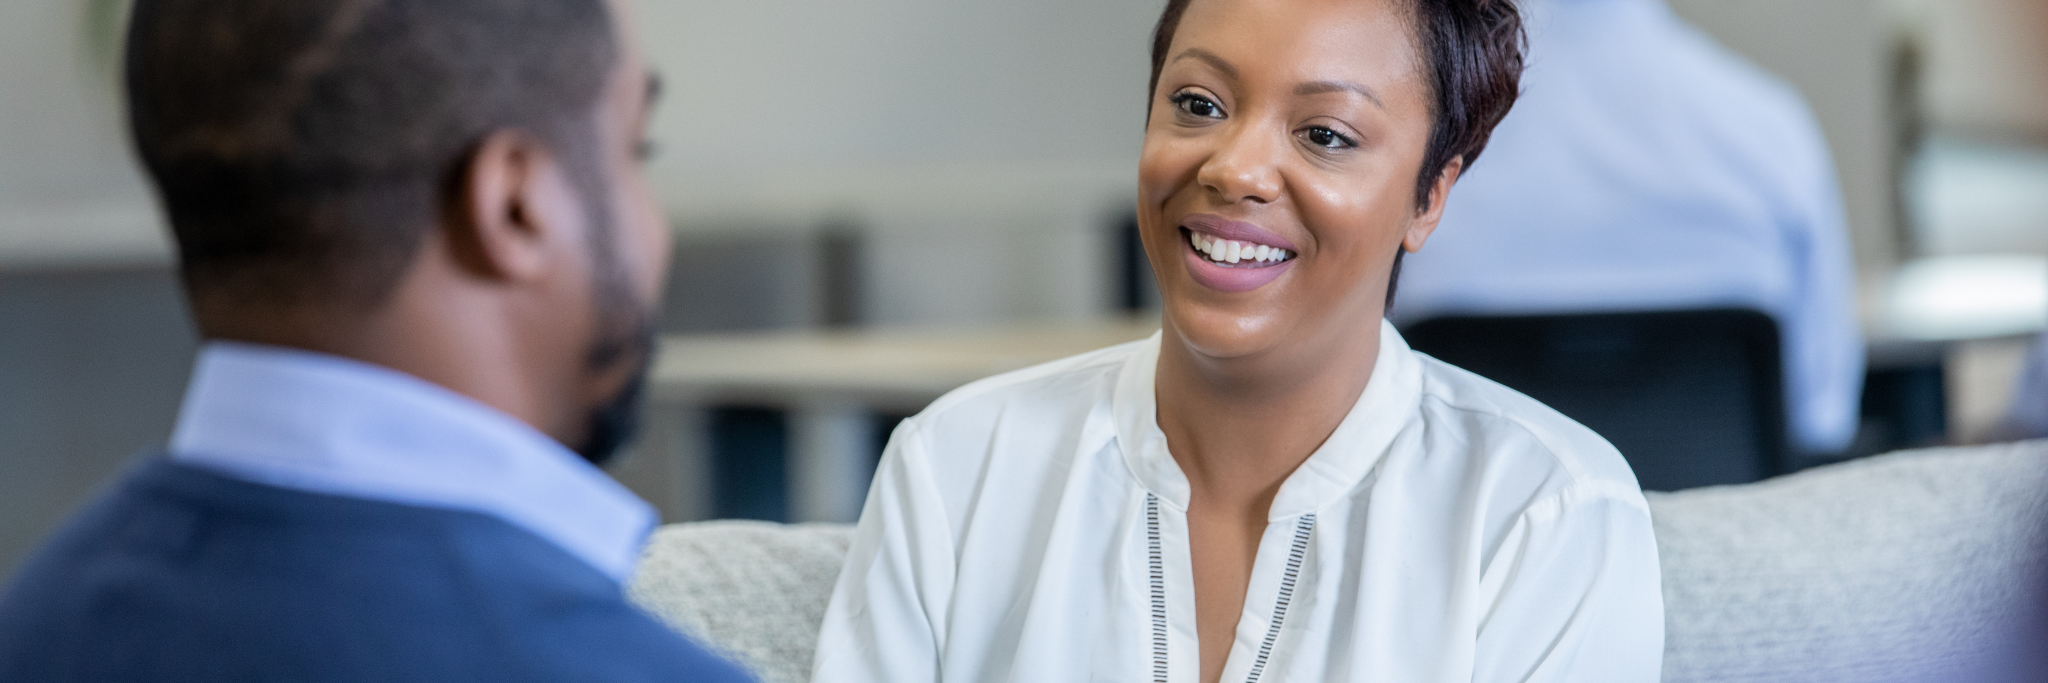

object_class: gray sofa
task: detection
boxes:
[627,441,2048,683]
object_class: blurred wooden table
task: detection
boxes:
[613,253,2048,522]
[612,317,1159,523]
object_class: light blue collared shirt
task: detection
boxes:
[168,342,656,583]
[1395,0,1865,454]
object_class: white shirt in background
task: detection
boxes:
[814,322,1664,683]
[1394,0,1865,455]
[2004,334,2048,439]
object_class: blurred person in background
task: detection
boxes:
[815,0,1664,681]
[1994,333,2048,441]
[1391,0,1866,457]
[0,0,750,680]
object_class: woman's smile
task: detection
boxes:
[1180,213,1298,292]
[1134,0,1452,363]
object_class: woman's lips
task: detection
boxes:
[1179,220,1296,293]
[1183,214,1299,252]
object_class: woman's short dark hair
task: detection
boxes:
[1147,0,1526,211]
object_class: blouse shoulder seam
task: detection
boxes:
[1522,479,1652,526]
[1416,389,1611,484]
[1413,358,1630,486]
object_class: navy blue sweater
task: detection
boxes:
[0,458,754,682]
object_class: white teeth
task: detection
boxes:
[1191,232,1294,265]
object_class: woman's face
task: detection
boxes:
[1139,0,1454,363]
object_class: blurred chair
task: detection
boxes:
[1856,342,1951,456]
[1402,309,1786,491]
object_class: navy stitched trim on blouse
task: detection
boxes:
[1145,493,1318,683]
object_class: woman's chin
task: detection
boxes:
[1162,297,1294,363]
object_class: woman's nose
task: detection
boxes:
[1196,124,1284,205]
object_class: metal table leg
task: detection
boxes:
[788,400,876,523]
[612,400,713,522]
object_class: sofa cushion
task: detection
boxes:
[1651,440,2048,682]
[628,441,2048,683]
[628,521,852,683]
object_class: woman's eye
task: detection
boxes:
[1170,92,1224,119]
[1300,126,1356,150]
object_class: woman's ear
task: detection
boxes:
[1403,156,1464,253]
[448,129,576,284]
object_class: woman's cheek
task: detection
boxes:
[1310,174,1404,248]
[1137,140,1197,208]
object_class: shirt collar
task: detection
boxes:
[169,341,656,583]
[1114,319,1425,520]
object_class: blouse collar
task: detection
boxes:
[1113,319,1425,520]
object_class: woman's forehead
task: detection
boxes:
[1169,0,1424,91]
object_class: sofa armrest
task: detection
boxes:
[629,520,855,683]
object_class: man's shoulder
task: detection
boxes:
[0,458,755,682]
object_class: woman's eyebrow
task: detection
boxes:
[1169,48,1238,80]
[1295,80,1385,109]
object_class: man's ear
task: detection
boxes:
[1403,156,1464,253]
[449,129,573,283]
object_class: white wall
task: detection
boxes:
[627,0,1161,324]
[1,0,2020,306]
[629,0,1155,207]
[0,0,164,268]
[1900,0,2048,140]
[629,0,1922,322]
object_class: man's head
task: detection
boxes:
[127,0,671,464]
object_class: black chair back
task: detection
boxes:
[1402,309,1786,491]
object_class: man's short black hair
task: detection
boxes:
[126,0,619,307]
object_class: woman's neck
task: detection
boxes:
[1153,316,1383,512]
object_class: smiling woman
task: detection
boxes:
[813,1,1664,682]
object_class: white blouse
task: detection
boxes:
[814,321,1664,683]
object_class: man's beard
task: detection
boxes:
[573,193,655,467]
[577,322,655,465]
[560,145,656,467]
